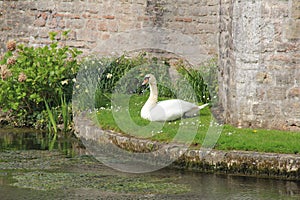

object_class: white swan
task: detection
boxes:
[141,74,209,122]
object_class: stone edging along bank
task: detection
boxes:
[74,114,300,180]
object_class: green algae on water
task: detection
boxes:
[12,171,190,194]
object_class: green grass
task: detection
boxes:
[94,94,300,154]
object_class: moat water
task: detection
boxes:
[0,129,300,200]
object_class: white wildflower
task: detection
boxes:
[61,79,69,85]
[106,73,113,79]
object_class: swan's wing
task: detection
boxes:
[149,103,182,121]
[150,99,198,121]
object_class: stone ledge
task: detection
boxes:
[74,114,300,180]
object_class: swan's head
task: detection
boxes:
[142,74,156,86]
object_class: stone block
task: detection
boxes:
[292,0,300,19]
[207,0,219,6]
[56,2,74,12]
[86,19,98,30]
[196,16,218,24]
[34,18,46,27]
[252,102,276,118]
[85,3,100,14]
[284,101,300,118]
[35,1,56,12]
[107,21,118,32]
[76,29,99,42]
[256,72,273,84]
[256,87,266,101]
[58,19,66,28]
[47,18,58,29]
[266,87,288,101]
[66,19,85,29]
[98,22,108,31]
[37,12,48,20]
[198,23,217,33]
[103,15,115,20]
[184,23,199,34]
[38,27,51,38]
[285,20,300,39]
[175,17,193,22]
[275,72,294,86]
[287,87,300,100]
[101,32,110,40]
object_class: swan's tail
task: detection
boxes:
[198,103,209,110]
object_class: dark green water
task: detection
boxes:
[0,128,300,200]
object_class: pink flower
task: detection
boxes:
[6,57,16,65]
[0,65,12,80]
[6,40,16,51]
[18,72,27,82]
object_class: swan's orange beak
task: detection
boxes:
[142,77,149,85]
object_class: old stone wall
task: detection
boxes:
[1,0,299,131]
[219,0,300,131]
[0,0,219,61]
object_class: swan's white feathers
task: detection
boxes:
[141,74,209,122]
[150,99,198,121]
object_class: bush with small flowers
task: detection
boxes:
[0,32,82,127]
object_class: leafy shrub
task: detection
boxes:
[77,53,216,112]
[73,53,175,110]
[175,58,218,104]
[95,54,149,108]
[0,32,82,127]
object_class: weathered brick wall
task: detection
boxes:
[219,0,300,131]
[0,0,219,60]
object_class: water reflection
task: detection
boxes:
[0,128,82,157]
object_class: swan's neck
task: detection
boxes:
[141,82,158,117]
[148,82,158,103]
[141,78,159,120]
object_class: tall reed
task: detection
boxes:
[61,95,69,133]
[44,99,58,134]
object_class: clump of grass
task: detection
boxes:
[216,125,300,154]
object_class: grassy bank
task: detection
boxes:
[95,94,300,154]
